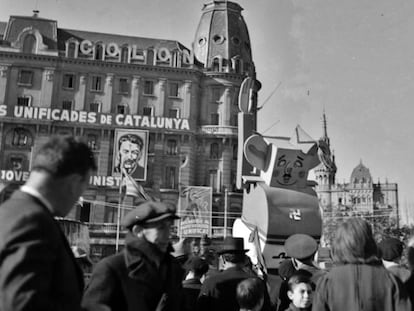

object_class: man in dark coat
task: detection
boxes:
[196,237,272,311]
[82,201,184,311]
[182,256,209,311]
[0,136,97,311]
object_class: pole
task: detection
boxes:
[115,174,124,252]
[224,188,228,238]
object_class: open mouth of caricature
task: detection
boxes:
[277,174,297,186]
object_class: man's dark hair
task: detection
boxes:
[31,135,97,178]
[118,134,143,150]
[236,277,265,309]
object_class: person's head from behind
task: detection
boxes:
[184,256,209,281]
[287,271,313,309]
[30,135,96,216]
[377,237,404,264]
[117,134,143,174]
[236,277,265,311]
[332,218,378,264]
[123,201,179,253]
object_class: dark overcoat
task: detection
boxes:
[312,263,412,311]
[82,233,184,311]
[0,190,85,311]
[197,266,273,311]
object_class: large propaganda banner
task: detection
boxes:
[112,129,149,181]
[178,186,212,237]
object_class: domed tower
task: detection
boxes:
[193,1,260,192]
[314,112,337,210]
[193,1,255,76]
[349,160,374,212]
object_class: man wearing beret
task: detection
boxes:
[196,237,272,311]
[82,201,184,311]
[378,237,411,283]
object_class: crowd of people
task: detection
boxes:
[0,135,414,311]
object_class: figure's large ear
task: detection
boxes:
[306,143,320,169]
[244,134,271,171]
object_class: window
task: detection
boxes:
[120,46,129,63]
[18,70,33,86]
[89,102,101,113]
[62,100,73,110]
[212,88,221,102]
[169,108,179,118]
[165,166,177,189]
[95,44,104,60]
[91,76,103,91]
[232,144,238,160]
[118,78,129,94]
[17,96,31,107]
[143,107,153,116]
[9,155,24,170]
[166,139,177,155]
[169,82,179,97]
[212,58,220,71]
[209,170,218,192]
[12,128,31,146]
[210,143,219,159]
[143,80,154,95]
[210,113,219,125]
[68,42,77,58]
[62,73,75,89]
[117,104,126,114]
[23,35,36,54]
[87,134,98,150]
[232,114,238,126]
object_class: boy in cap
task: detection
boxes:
[197,237,272,311]
[82,201,184,311]
[277,234,323,311]
[378,237,411,282]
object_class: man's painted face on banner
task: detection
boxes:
[119,140,142,173]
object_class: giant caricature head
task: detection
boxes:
[244,126,320,191]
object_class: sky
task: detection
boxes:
[1,0,414,224]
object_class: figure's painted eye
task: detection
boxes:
[277,159,286,167]
[294,160,302,168]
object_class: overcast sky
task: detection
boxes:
[1,0,414,224]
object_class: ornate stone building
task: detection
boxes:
[314,114,399,227]
[0,1,259,258]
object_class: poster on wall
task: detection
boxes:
[112,129,149,181]
[178,186,212,237]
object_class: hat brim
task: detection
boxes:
[217,249,249,255]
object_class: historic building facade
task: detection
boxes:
[314,114,399,228]
[0,1,258,258]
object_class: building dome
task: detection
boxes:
[350,161,372,184]
[193,1,254,75]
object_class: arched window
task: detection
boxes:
[146,49,155,65]
[67,41,77,58]
[212,58,220,71]
[120,46,129,63]
[95,44,104,60]
[23,34,36,54]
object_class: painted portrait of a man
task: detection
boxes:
[113,129,148,181]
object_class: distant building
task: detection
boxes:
[314,113,399,227]
[0,1,259,259]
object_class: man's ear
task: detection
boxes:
[287,290,294,300]
[132,224,143,236]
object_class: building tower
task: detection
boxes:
[192,1,260,193]
[314,112,337,210]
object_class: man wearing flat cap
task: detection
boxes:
[82,201,184,311]
[197,237,272,311]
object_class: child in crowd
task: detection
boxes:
[285,271,313,311]
[236,277,265,311]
